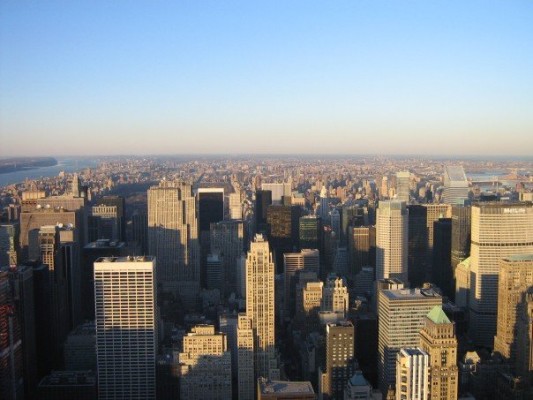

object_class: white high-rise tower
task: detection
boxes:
[376,200,408,283]
[94,256,157,400]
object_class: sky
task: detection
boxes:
[1,1,532,157]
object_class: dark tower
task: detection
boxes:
[432,218,452,298]
[255,190,272,234]
[407,205,428,287]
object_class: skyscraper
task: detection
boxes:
[88,204,121,242]
[19,202,82,262]
[378,287,442,393]
[376,201,408,283]
[340,204,367,245]
[266,204,301,270]
[38,225,72,367]
[237,313,255,400]
[442,165,469,205]
[419,306,458,400]
[206,253,223,292]
[0,223,18,267]
[0,269,24,400]
[395,348,429,400]
[451,202,471,295]
[262,181,291,205]
[210,220,244,295]
[407,205,428,287]
[424,204,451,275]
[349,226,375,276]
[96,196,126,241]
[245,234,277,379]
[255,190,272,234]
[94,256,157,400]
[468,203,533,347]
[318,186,330,224]
[197,188,224,233]
[395,171,410,203]
[299,215,321,250]
[319,321,355,400]
[432,218,453,298]
[179,325,232,400]
[4,265,36,398]
[494,255,533,372]
[147,180,199,303]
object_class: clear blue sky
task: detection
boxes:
[1,1,532,156]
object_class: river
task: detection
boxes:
[0,158,99,187]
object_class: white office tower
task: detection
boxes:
[179,325,232,400]
[396,171,410,203]
[376,201,408,283]
[94,256,157,400]
[318,186,330,223]
[147,180,199,305]
[468,202,533,347]
[237,313,254,400]
[378,288,441,394]
[395,348,429,400]
[442,166,469,205]
[245,234,278,379]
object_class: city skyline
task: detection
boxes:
[1,1,533,156]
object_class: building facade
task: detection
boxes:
[419,306,458,400]
[395,348,429,400]
[378,288,442,394]
[147,180,199,302]
[245,234,277,379]
[94,256,157,400]
[179,325,232,400]
[376,201,408,283]
[468,203,533,347]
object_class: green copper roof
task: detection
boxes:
[427,305,451,324]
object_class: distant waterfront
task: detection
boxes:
[0,158,99,187]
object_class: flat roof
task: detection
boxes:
[259,380,315,394]
[401,348,427,357]
[95,255,154,263]
[382,288,442,301]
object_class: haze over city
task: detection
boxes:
[1,1,532,156]
[2,3,533,400]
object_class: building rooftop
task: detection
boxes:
[259,379,315,394]
[39,371,96,387]
[348,371,371,387]
[68,322,96,337]
[444,165,467,182]
[382,288,442,301]
[84,239,126,249]
[400,348,427,357]
[427,305,451,324]
[95,255,154,263]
